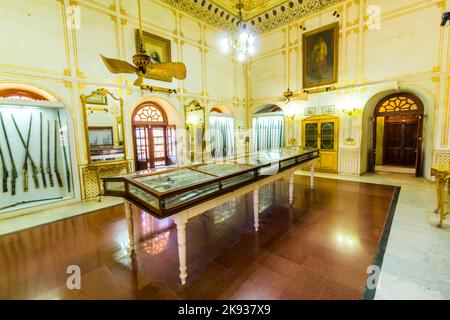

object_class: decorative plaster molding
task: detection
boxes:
[160,0,344,34]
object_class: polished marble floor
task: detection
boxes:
[0,176,396,300]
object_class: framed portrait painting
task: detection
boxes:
[302,23,339,89]
[136,30,172,82]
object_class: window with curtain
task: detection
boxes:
[209,115,235,158]
[252,115,285,151]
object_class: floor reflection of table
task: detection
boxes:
[123,160,316,285]
[431,164,450,227]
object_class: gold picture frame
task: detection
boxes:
[136,30,172,82]
[302,23,339,89]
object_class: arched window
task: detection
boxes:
[374,93,423,116]
[210,107,222,113]
[255,104,283,114]
[133,103,167,124]
[0,88,48,101]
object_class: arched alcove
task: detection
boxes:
[0,82,78,216]
[361,88,433,177]
[252,104,285,151]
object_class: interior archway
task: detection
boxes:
[364,91,426,176]
[132,101,177,170]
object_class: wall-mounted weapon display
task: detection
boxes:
[39,113,47,189]
[11,114,40,192]
[57,111,71,193]
[46,120,54,188]
[0,112,17,195]
[54,120,63,189]
[0,106,74,213]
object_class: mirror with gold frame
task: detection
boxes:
[184,100,205,162]
[81,89,126,163]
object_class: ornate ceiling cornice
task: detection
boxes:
[160,0,345,34]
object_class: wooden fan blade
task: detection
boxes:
[100,55,137,74]
[150,62,187,80]
[145,69,172,80]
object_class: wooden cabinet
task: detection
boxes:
[302,116,339,172]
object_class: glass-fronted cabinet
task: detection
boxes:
[303,116,339,172]
[0,100,74,213]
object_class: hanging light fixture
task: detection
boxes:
[220,0,256,61]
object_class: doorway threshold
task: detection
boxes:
[375,165,415,175]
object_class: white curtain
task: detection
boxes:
[252,115,284,151]
[209,115,235,158]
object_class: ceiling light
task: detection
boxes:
[220,0,256,61]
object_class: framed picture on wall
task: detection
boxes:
[302,23,339,89]
[136,30,172,82]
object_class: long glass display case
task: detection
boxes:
[103,146,319,218]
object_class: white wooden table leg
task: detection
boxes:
[289,173,294,205]
[253,188,259,232]
[124,199,135,254]
[173,212,188,285]
[310,161,315,190]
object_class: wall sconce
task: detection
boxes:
[283,102,299,120]
[341,108,362,145]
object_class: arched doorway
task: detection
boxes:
[208,105,234,158]
[252,104,284,151]
[372,92,424,176]
[132,102,176,170]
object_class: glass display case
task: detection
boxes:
[0,100,74,213]
[103,146,319,218]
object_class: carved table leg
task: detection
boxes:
[253,188,259,232]
[173,212,188,285]
[310,161,315,190]
[438,179,445,228]
[289,173,294,206]
[124,199,135,254]
[435,176,442,214]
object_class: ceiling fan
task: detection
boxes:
[100,0,187,86]
[276,88,307,103]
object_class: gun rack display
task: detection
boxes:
[0,104,73,213]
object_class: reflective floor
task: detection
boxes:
[0,176,396,300]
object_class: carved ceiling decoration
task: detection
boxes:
[209,0,287,20]
[160,0,344,33]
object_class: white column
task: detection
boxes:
[173,212,188,285]
[124,199,135,254]
[253,188,259,232]
[289,173,294,205]
[310,161,315,190]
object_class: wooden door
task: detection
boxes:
[149,126,167,168]
[134,125,150,171]
[383,117,418,167]
[133,125,168,170]
[303,116,339,172]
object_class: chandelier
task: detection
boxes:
[220,0,256,61]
